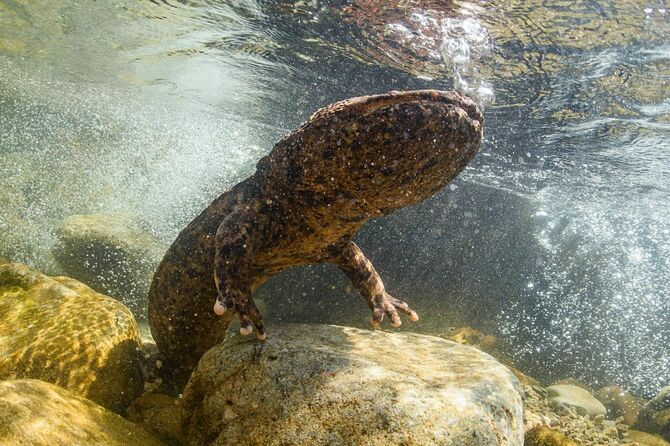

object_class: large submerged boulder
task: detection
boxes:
[0,379,165,446]
[0,262,144,412]
[182,324,523,446]
[53,212,165,317]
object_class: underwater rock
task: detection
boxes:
[439,326,506,357]
[441,325,498,352]
[182,324,523,446]
[127,392,184,445]
[523,383,631,446]
[53,212,165,317]
[524,425,578,446]
[550,379,595,394]
[635,386,670,441]
[595,386,644,426]
[507,366,542,388]
[0,379,165,446]
[0,262,144,413]
[547,384,607,417]
[139,339,164,387]
[628,430,670,446]
[436,326,539,388]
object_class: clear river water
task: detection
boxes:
[1,0,668,398]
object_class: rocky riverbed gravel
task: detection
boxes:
[524,382,650,445]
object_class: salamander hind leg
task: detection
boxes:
[330,241,419,328]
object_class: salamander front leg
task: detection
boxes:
[213,207,266,340]
[330,241,419,328]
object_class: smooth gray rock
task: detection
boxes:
[547,384,607,417]
[182,324,524,446]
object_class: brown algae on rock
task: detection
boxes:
[525,425,579,446]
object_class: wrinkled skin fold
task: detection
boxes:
[148,90,484,391]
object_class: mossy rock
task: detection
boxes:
[0,379,165,446]
[524,426,578,446]
[442,326,498,351]
[0,262,144,413]
[636,386,670,441]
[595,385,644,426]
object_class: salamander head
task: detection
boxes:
[258,90,484,217]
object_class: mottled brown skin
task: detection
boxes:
[148,90,484,390]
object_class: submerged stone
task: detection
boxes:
[0,262,144,413]
[546,384,607,417]
[0,379,165,446]
[628,430,670,446]
[524,426,578,446]
[447,325,496,344]
[53,212,165,317]
[636,386,670,441]
[440,325,500,355]
[127,392,184,445]
[182,324,523,446]
[595,385,643,426]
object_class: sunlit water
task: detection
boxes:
[1,0,668,397]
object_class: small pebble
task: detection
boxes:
[224,407,237,420]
